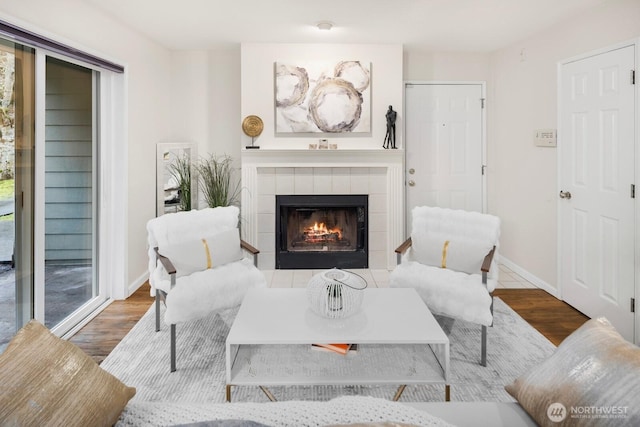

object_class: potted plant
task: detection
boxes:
[197,154,240,208]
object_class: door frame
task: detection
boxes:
[402,81,488,235]
[556,38,639,344]
[32,48,126,338]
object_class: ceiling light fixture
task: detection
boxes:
[316,21,333,31]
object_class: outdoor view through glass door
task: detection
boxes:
[0,41,103,351]
[42,57,98,332]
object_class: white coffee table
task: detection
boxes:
[225,287,450,402]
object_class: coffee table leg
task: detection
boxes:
[259,386,278,402]
[393,385,407,401]
[445,385,450,401]
[226,385,232,402]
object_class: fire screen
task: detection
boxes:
[276,195,368,269]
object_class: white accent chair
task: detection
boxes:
[390,206,500,366]
[147,206,267,372]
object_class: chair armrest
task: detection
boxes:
[241,239,260,268]
[395,237,412,254]
[481,246,496,273]
[240,239,260,255]
[154,247,176,275]
[395,237,412,265]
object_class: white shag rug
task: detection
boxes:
[101,298,555,404]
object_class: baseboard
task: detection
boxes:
[128,272,149,298]
[498,256,560,298]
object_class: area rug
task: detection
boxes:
[101,298,555,403]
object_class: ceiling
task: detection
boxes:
[84,0,611,52]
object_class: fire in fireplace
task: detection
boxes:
[276,194,368,269]
[300,221,342,245]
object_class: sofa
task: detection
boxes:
[1,317,639,427]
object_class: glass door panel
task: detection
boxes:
[0,41,35,351]
[43,57,96,329]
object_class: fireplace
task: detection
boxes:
[275,195,368,269]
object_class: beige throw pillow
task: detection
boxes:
[505,317,640,427]
[0,320,136,427]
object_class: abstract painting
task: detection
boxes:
[275,60,371,133]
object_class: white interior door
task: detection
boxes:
[404,83,484,230]
[559,44,635,341]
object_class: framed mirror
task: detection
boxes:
[156,142,197,216]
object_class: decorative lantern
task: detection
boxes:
[307,268,367,319]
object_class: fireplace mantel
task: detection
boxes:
[241,148,404,270]
[241,148,403,166]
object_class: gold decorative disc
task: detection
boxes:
[242,115,264,137]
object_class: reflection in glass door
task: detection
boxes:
[0,40,35,351]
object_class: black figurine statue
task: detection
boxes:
[383,105,397,149]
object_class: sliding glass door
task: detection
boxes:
[0,39,105,350]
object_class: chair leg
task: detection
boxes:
[155,291,177,372]
[171,324,176,372]
[480,294,494,367]
[481,325,487,367]
[490,294,494,326]
[155,292,161,332]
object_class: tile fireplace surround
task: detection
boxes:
[241,149,404,270]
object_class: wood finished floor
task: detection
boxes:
[70,283,589,364]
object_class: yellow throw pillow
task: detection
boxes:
[0,320,135,427]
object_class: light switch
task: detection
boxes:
[534,129,556,147]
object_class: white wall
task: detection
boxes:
[488,0,640,293]
[241,43,403,150]
[169,51,211,153]
[169,48,241,164]
[403,51,491,82]
[0,0,173,296]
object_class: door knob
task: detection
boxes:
[559,191,572,199]
[408,180,416,187]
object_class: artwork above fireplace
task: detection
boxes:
[274,60,371,134]
[275,194,368,269]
